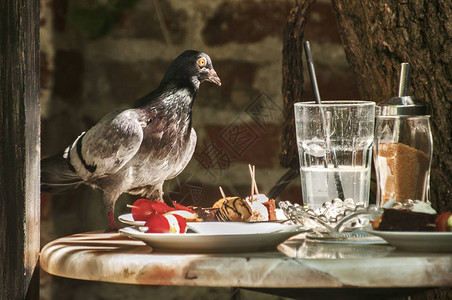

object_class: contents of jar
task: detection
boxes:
[376,142,429,205]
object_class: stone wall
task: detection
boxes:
[39,0,358,299]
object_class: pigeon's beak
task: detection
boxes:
[206,69,221,86]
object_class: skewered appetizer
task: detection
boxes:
[126,165,278,232]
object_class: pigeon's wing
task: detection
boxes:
[67,109,144,180]
[165,128,197,180]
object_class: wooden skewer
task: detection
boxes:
[253,165,259,195]
[219,186,227,200]
[249,164,255,201]
[248,164,259,195]
[126,204,140,209]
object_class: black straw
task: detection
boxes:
[304,42,322,105]
[303,41,345,200]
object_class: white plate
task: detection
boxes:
[365,229,452,252]
[119,224,306,253]
[118,213,145,226]
[187,222,296,234]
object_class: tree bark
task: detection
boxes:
[281,0,452,214]
[280,1,451,298]
[0,0,40,299]
[331,0,452,213]
[280,0,315,169]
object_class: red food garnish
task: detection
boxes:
[435,211,452,232]
[172,200,194,213]
[144,214,187,233]
[131,199,155,221]
[130,199,175,220]
[145,214,170,233]
[172,214,187,233]
[149,200,175,214]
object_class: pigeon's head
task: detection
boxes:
[162,50,221,89]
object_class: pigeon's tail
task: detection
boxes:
[41,152,83,194]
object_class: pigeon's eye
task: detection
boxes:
[198,58,206,67]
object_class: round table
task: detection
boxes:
[40,231,452,297]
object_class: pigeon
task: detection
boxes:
[41,50,221,231]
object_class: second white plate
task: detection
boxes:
[118,213,291,229]
[118,213,145,226]
[365,229,452,252]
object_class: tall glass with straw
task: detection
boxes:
[294,42,376,210]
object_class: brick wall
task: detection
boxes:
[40,0,359,299]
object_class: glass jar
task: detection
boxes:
[374,96,433,206]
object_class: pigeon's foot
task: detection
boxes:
[106,210,120,232]
[104,224,120,233]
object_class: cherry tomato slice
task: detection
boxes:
[131,199,155,221]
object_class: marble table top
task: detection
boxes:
[40,231,452,289]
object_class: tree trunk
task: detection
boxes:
[281,1,452,213]
[0,0,40,299]
[331,0,452,213]
[280,1,451,299]
[280,0,315,169]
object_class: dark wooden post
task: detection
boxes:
[0,0,40,299]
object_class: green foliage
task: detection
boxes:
[68,0,139,40]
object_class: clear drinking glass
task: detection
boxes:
[294,101,376,210]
